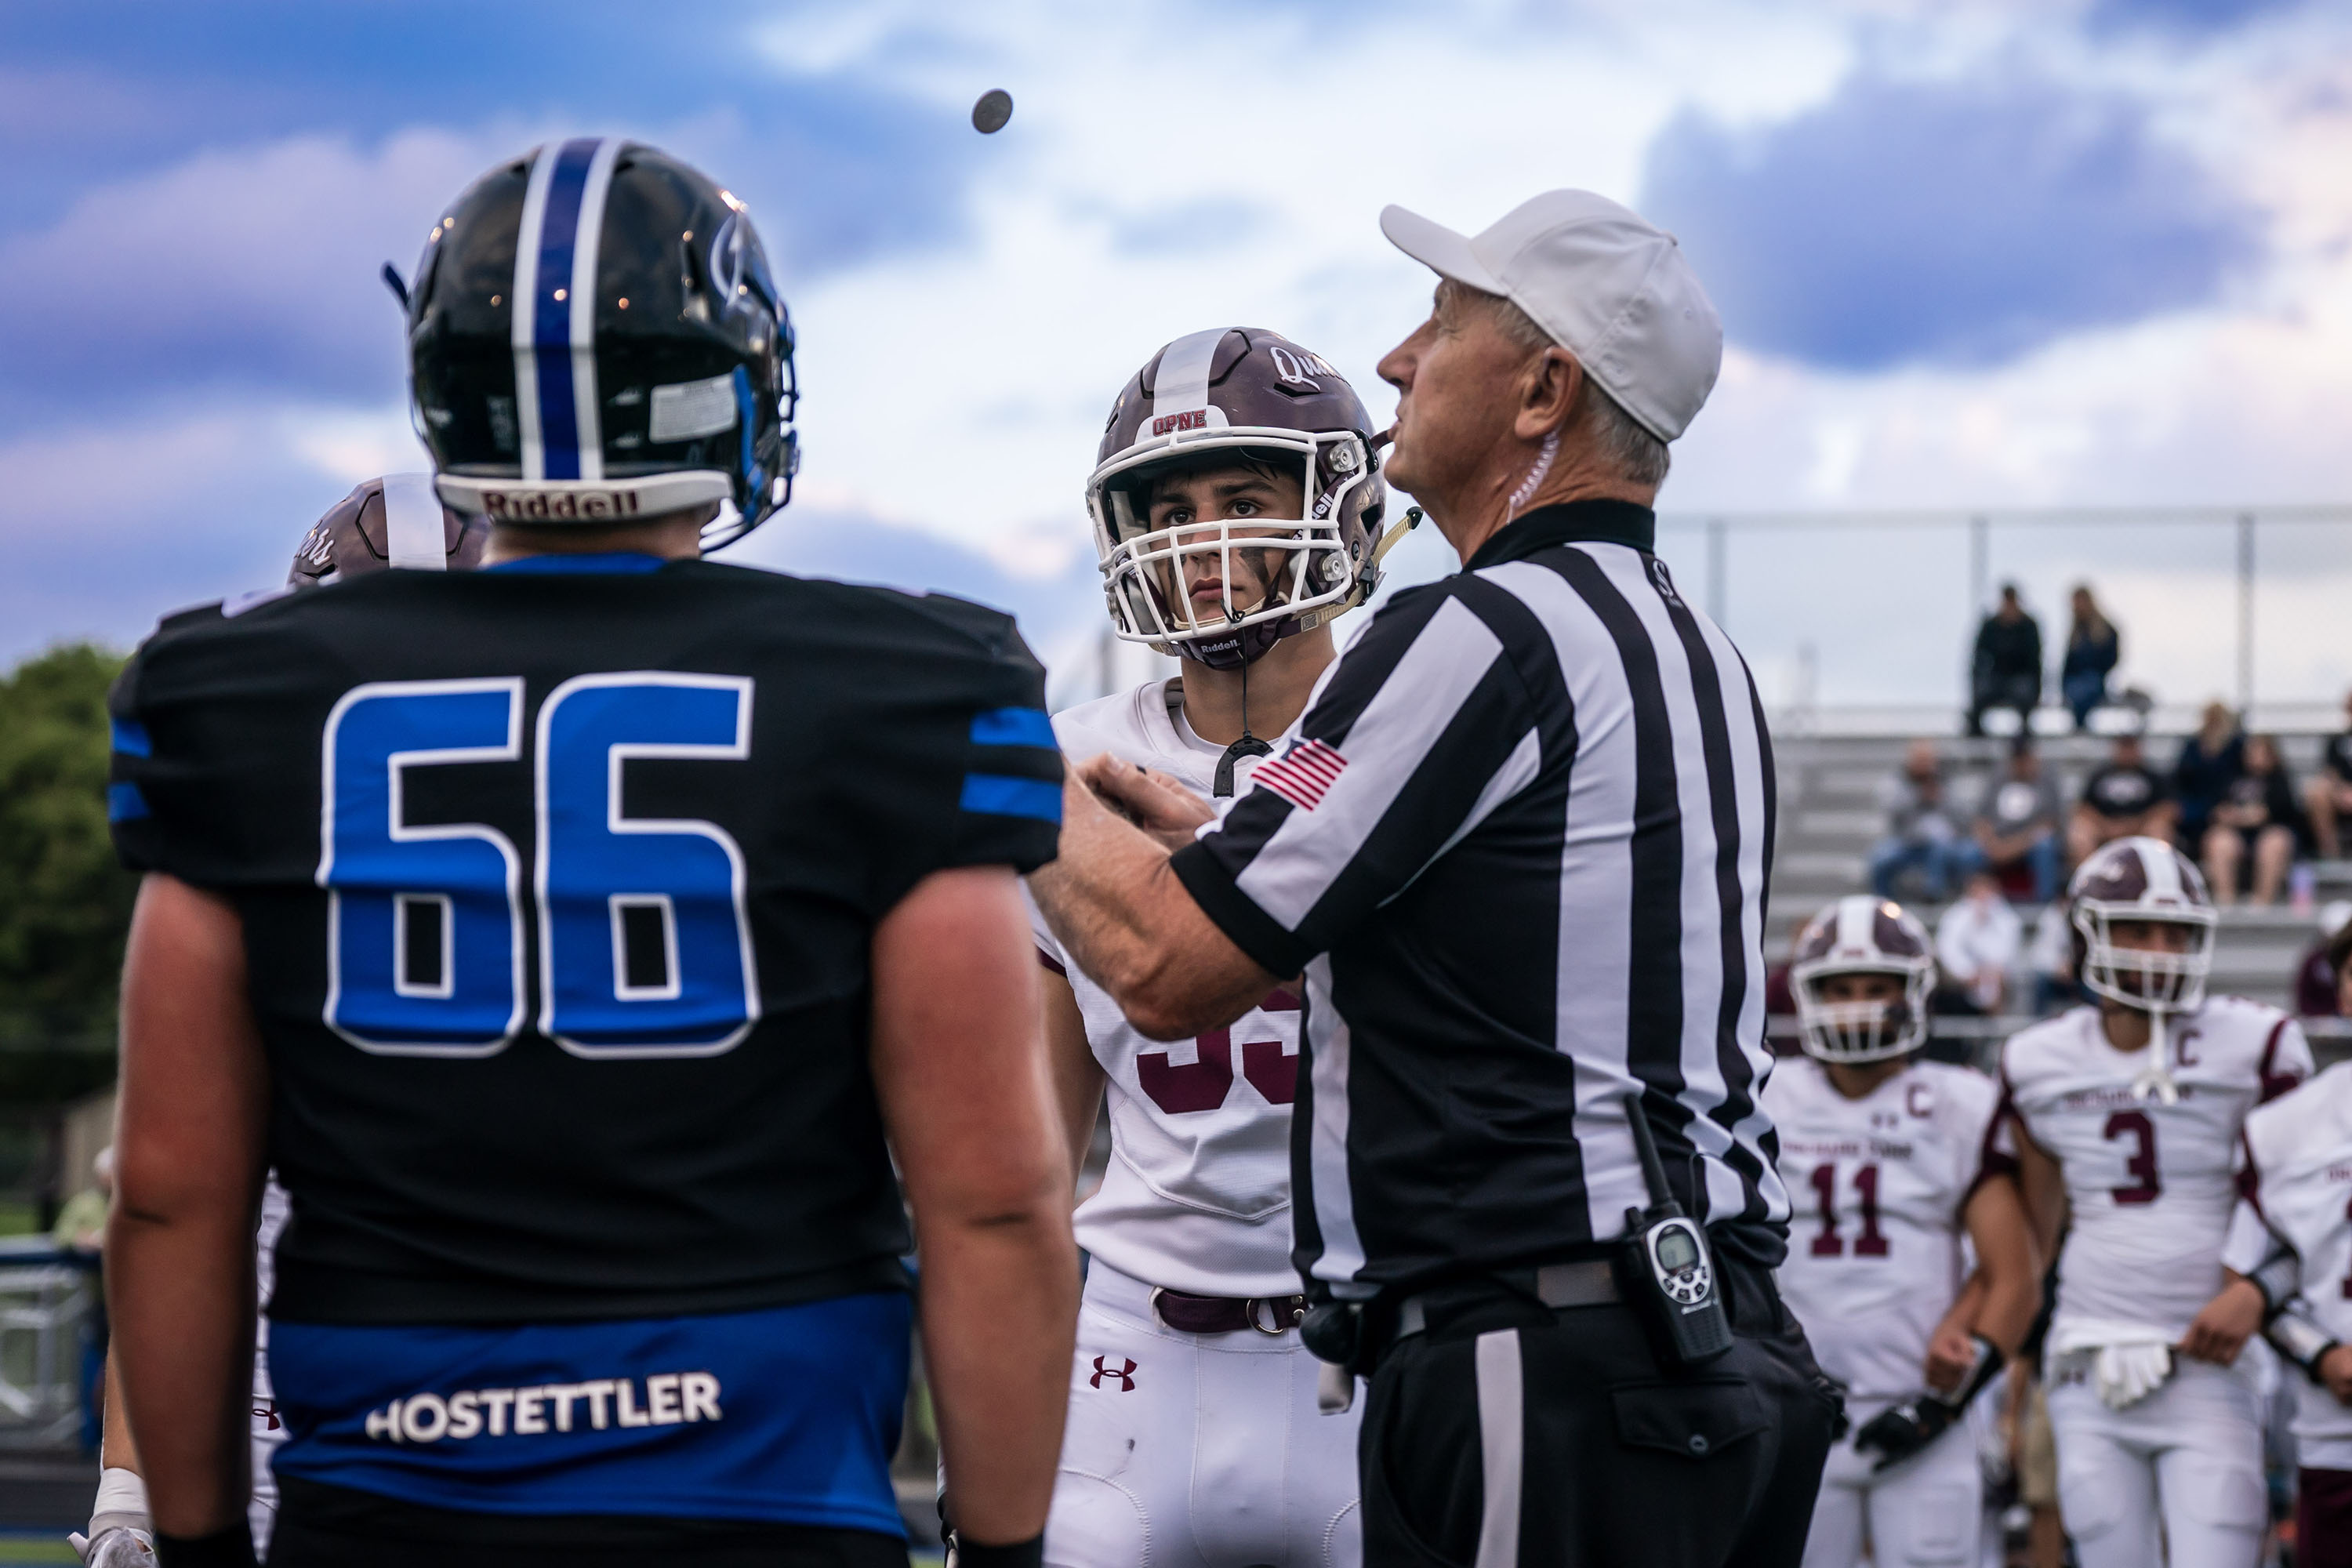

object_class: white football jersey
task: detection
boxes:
[1765,1056,2008,1399]
[1033,679,1304,1298]
[2226,1062,2352,1468]
[2003,997,2310,1341]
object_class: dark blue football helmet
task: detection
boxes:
[405,139,799,551]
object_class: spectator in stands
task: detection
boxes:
[1936,868,2020,1014]
[2303,688,2352,860]
[2295,902,2352,1017]
[1968,583,2043,736]
[1974,737,2062,902]
[1868,739,1973,901]
[2026,901,2078,1016]
[2171,700,2245,848]
[2066,730,2177,866]
[2059,585,2120,731]
[2205,732,2308,906]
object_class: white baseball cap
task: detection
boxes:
[1381,190,1723,443]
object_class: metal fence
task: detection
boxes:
[0,1243,95,1452]
[1654,503,2352,721]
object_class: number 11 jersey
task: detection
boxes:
[1765,1056,2010,1399]
[2002,997,2309,1341]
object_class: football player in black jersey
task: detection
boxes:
[105,142,1076,1568]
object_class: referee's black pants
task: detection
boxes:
[1359,1257,1838,1568]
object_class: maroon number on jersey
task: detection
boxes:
[2103,1110,2161,1204]
[1136,987,1301,1114]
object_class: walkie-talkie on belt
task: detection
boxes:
[1616,1093,1734,1367]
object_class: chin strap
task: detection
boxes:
[1370,506,1424,572]
[2132,1009,2180,1105]
[1214,652,1273,798]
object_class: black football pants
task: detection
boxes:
[1359,1259,1838,1568]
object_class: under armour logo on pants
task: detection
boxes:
[1090,1356,1137,1392]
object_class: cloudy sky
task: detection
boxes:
[5,0,2350,710]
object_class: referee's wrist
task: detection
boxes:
[957,1533,1045,1568]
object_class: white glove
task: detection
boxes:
[2094,1341,2176,1410]
[70,1526,155,1567]
[2048,1320,2177,1410]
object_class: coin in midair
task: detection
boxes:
[972,89,1014,134]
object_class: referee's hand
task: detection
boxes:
[1076,754,1214,852]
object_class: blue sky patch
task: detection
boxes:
[1640,67,2261,371]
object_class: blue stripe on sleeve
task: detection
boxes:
[960,774,1062,824]
[969,707,1056,750]
[107,782,150,822]
[111,717,151,757]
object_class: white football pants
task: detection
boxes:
[2046,1357,2266,1568]
[1801,1397,1982,1568]
[1045,1262,1362,1568]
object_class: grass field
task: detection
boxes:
[0,1534,76,1563]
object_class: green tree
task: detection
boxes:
[0,644,136,1044]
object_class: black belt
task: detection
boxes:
[1394,1258,1621,1341]
[1150,1287,1307,1336]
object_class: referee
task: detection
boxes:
[1031,189,1836,1567]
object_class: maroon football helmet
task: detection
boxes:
[1087,328,1388,669]
[2067,836,2216,1012]
[1789,895,1936,1064]
[289,474,489,587]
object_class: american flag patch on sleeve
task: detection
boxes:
[1251,738,1347,811]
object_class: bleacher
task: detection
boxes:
[1768,724,2352,1054]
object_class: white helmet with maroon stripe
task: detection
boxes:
[1790,896,1936,1064]
[2068,835,2216,1013]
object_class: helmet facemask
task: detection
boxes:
[1091,428,1374,669]
[1792,960,1933,1065]
[2073,905,2216,1014]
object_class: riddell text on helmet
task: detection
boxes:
[363,1370,720,1444]
[478,488,644,521]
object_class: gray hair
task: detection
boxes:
[1456,282,1671,489]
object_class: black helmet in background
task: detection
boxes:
[404,139,799,552]
[1088,328,1388,670]
[289,474,488,587]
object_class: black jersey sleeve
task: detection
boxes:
[826,589,1062,916]
[108,597,332,888]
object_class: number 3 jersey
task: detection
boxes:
[2002,997,2310,1341]
[1763,1057,2011,1399]
[107,558,1062,1531]
[1030,679,1304,1299]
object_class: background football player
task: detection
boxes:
[75,477,481,1567]
[2223,910,2352,1568]
[1030,327,1392,1568]
[1764,895,2038,1568]
[105,141,1076,1568]
[2003,837,2312,1568]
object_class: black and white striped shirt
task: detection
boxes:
[1170,499,1790,1300]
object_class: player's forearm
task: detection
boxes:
[99,1351,139,1473]
[920,1203,1078,1545]
[110,874,268,1537]
[107,1205,257,1535]
[1962,1177,2041,1359]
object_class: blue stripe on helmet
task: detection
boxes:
[532,139,601,481]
